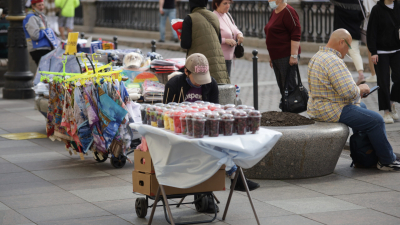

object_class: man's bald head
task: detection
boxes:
[326,29,353,59]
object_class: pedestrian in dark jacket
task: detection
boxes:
[180,0,230,84]
[367,0,400,124]
[332,0,366,85]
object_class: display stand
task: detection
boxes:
[147,167,260,225]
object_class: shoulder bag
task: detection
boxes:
[282,65,309,114]
[55,0,70,17]
[226,13,244,58]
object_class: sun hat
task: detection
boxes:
[185,53,211,85]
[123,52,143,68]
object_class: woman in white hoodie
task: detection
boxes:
[362,0,379,82]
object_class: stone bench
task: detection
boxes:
[244,122,349,179]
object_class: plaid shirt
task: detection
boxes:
[307,47,361,122]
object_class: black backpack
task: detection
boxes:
[349,132,379,168]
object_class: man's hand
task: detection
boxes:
[371,55,378,65]
[159,8,164,15]
[289,57,298,66]
[359,83,370,98]
[269,61,273,68]
[237,34,244,45]
[225,39,237,47]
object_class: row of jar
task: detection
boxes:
[139,102,262,138]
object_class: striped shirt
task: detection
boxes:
[307,47,360,122]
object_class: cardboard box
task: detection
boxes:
[132,170,226,196]
[134,150,155,173]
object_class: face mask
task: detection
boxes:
[269,1,278,9]
[186,77,201,89]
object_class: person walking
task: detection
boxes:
[180,0,230,84]
[264,0,301,110]
[55,0,80,40]
[159,0,178,43]
[212,0,244,77]
[23,0,53,65]
[332,0,366,85]
[367,0,400,124]
[363,0,379,82]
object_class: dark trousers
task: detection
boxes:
[30,49,51,66]
[374,51,400,111]
[272,56,297,99]
[225,60,232,77]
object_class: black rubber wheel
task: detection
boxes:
[93,151,108,163]
[110,155,126,168]
[194,194,208,212]
[135,197,148,218]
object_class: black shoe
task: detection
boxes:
[232,175,260,192]
[158,39,165,43]
[174,39,179,43]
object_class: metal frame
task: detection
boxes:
[147,166,260,225]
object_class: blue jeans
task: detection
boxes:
[339,102,396,164]
[226,165,237,177]
[159,8,178,41]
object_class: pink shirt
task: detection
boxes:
[213,10,243,60]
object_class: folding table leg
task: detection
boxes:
[176,196,186,208]
[239,167,260,225]
[159,184,175,225]
[212,193,220,204]
[148,187,161,225]
[222,168,240,220]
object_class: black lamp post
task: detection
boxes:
[2,0,34,99]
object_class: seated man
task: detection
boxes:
[163,53,260,190]
[307,29,400,171]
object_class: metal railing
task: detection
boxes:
[301,0,333,43]
[88,0,335,43]
[74,4,83,25]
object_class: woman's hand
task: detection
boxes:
[289,56,298,66]
[269,61,273,68]
[237,34,244,45]
[225,39,237,47]
[371,55,378,65]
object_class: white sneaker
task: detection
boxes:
[365,75,377,83]
[391,104,399,120]
[377,161,400,171]
[383,112,394,124]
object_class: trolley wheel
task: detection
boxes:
[93,151,108,163]
[135,197,148,218]
[194,194,208,212]
[110,155,126,168]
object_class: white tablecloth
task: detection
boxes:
[130,124,282,189]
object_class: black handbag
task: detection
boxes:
[226,13,244,58]
[282,65,309,113]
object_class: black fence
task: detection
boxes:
[75,3,83,26]
[79,0,335,43]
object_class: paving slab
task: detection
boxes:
[0,157,8,163]
[0,202,10,211]
[285,174,390,195]
[0,163,26,174]
[0,210,33,225]
[0,121,46,133]
[0,191,85,210]
[246,184,326,202]
[16,203,111,223]
[32,166,110,181]
[266,196,364,214]
[335,191,400,209]
[0,140,39,149]
[0,146,52,156]
[227,215,323,225]
[1,152,71,163]
[302,208,400,225]
[37,215,134,225]
[0,181,64,197]
[13,159,89,171]
[51,176,131,191]
[373,206,400,218]
[93,199,136,215]
[69,185,138,202]
[0,171,44,185]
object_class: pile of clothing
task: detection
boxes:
[141,80,164,102]
[46,78,141,160]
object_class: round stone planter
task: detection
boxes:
[243,122,349,179]
[218,84,236,105]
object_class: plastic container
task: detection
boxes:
[249,110,262,134]
[207,112,220,137]
[155,103,165,107]
[214,109,226,134]
[140,104,149,124]
[173,110,185,133]
[243,109,253,132]
[180,113,190,135]
[234,110,248,135]
[203,110,213,135]
[146,105,155,125]
[163,110,171,130]
[209,104,221,111]
[225,108,238,115]
[150,110,157,127]
[192,113,206,138]
[198,106,209,112]
[222,114,234,136]
[186,113,195,136]
[201,102,211,107]
[190,105,200,110]
[168,102,179,107]
[247,106,255,110]
[194,100,205,104]
[168,110,175,131]
[224,104,236,110]
[236,105,248,110]
[181,102,192,106]
[156,108,164,128]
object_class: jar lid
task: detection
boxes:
[207,112,220,119]
[249,110,261,117]
[167,102,179,106]
[221,114,234,120]
[192,113,205,120]
[233,110,247,117]
[181,101,192,105]
[155,103,164,107]
[223,104,236,110]
[195,100,205,104]
[173,110,185,116]
[236,105,248,109]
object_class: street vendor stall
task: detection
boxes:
[130,118,282,224]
